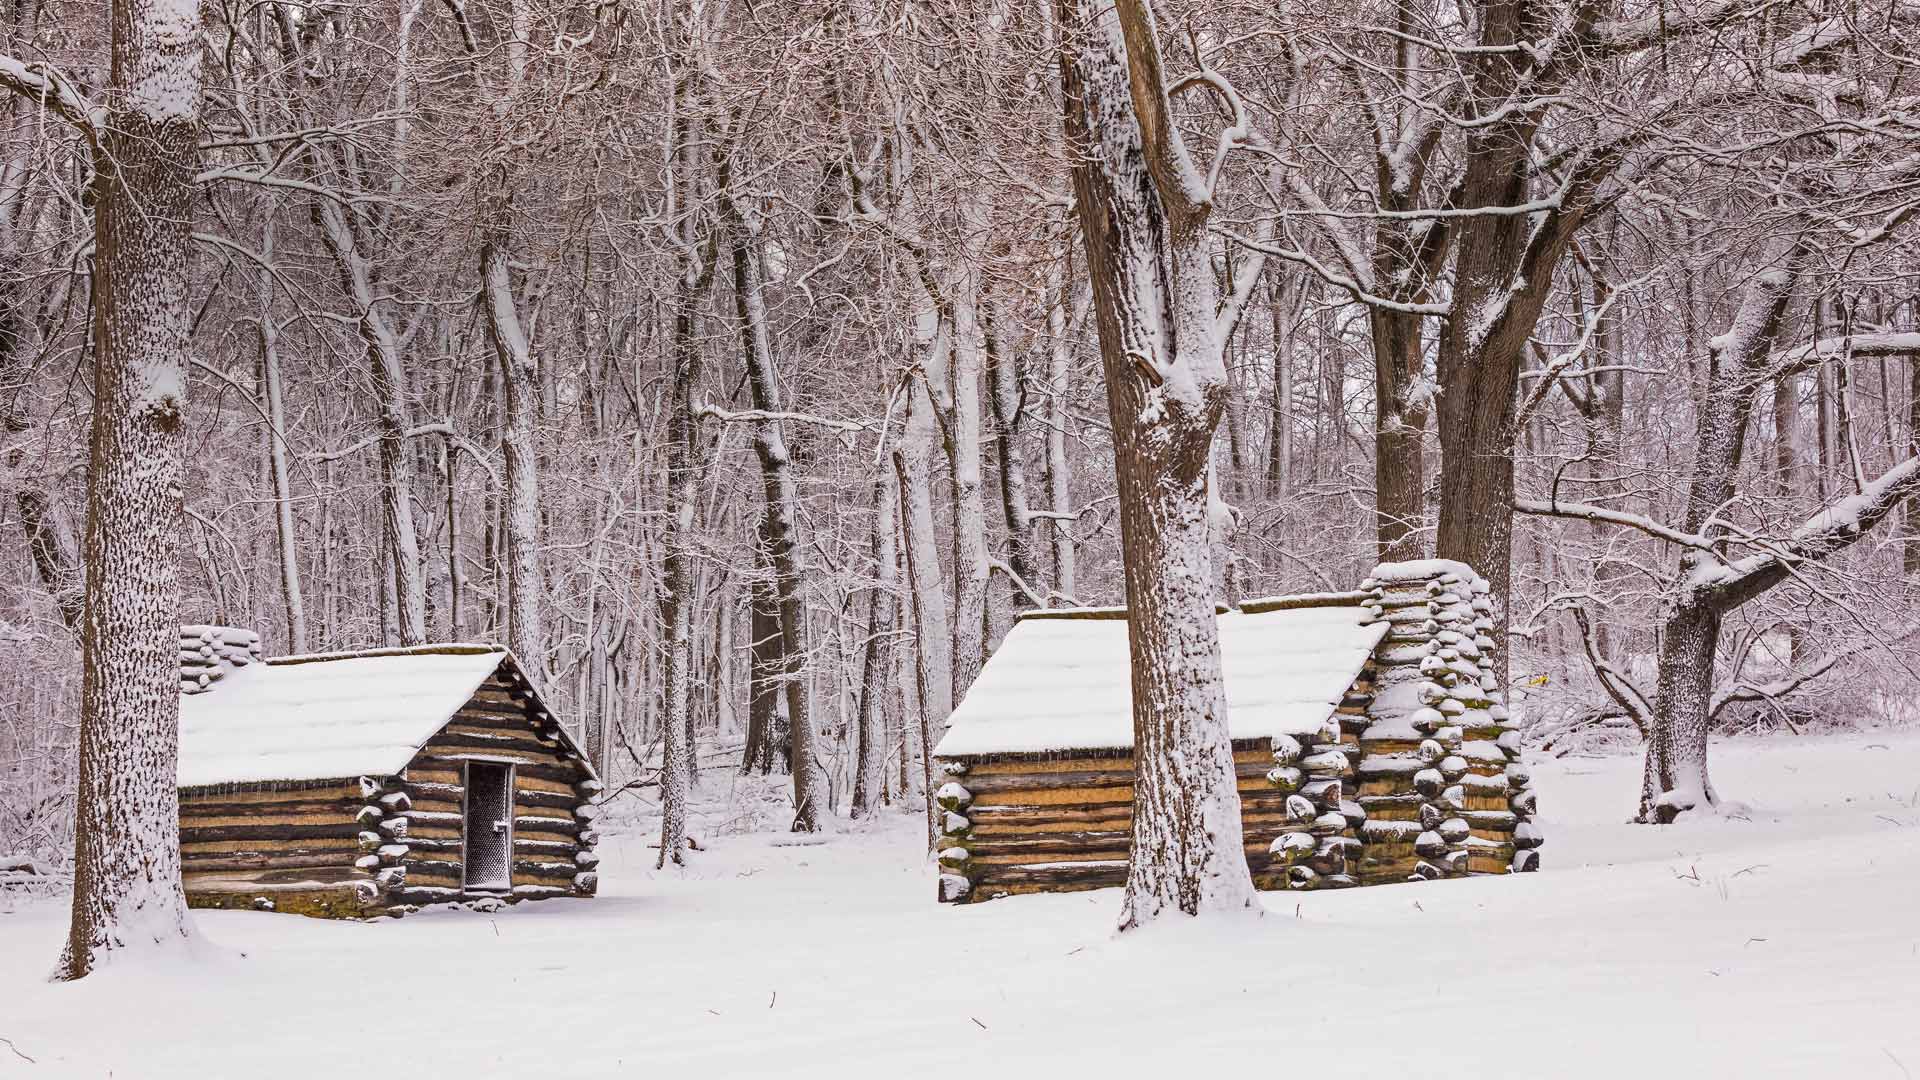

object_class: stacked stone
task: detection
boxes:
[1351,560,1540,883]
[1265,724,1364,890]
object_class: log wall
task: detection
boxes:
[178,662,600,919]
[935,561,1543,904]
[179,777,383,918]
[391,673,601,908]
[934,728,1363,903]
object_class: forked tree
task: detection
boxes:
[1,0,204,977]
[1056,0,1262,926]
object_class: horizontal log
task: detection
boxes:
[512,859,578,877]
[404,823,462,842]
[181,852,358,873]
[512,868,577,889]
[411,746,557,770]
[390,886,463,905]
[180,837,358,856]
[451,703,538,725]
[403,764,582,794]
[180,810,355,831]
[177,796,362,819]
[403,862,465,887]
[972,862,1127,890]
[180,781,367,807]
[514,814,580,837]
[971,784,1131,809]
[514,788,579,811]
[182,823,361,844]
[185,865,371,889]
[422,732,567,759]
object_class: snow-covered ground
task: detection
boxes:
[4,733,1919,1078]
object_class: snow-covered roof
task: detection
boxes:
[933,603,1389,758]
[177,644,581,789]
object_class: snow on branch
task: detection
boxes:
[1587,0,1774,59]
[0,54,99,132]
[1757,332,1920,384]
[1687,455,1920,607]
[1513,497,1717,551]
[692,402,866,433]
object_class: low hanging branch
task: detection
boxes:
[692,401,867,434]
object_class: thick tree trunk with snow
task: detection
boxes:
[58,0,203,979]
[1370,307,1429,562]
[1058,0,1256,927]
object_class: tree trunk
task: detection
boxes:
[728,202,823,831]
[655,230,704,863]
[1267,280,1293,498]
[482,232,544,679]
[743,564,783,775]
[1907,354,1920,574]
[1642,599,1720,821]
[1370,306,1428,561]
[1043,279,1080,601]
[59,0,203,978]
[942,292,991,696]
[988,313,1041,611]
[1058,0,1256,927]
[898,360,954,727]
[258,248,308,653]
[851,474,896,818]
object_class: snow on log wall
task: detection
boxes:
[177,660,600,918]
[933,561,1543,904]
[389,671,601,908]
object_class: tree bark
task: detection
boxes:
[1058,0,1256,927]
[851,473,896,818]
[482,232,544,679]
[257,243,308,653]
[58,0,204,978]
[727,199,823,831]
[988,312,1042,612]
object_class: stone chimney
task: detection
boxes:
[180,624,263,694]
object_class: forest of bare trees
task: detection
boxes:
[4,0,1919,942]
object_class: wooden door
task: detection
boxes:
[463,761,515,892]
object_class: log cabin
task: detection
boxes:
[931,560,1542,903]
[175,628,600,918]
